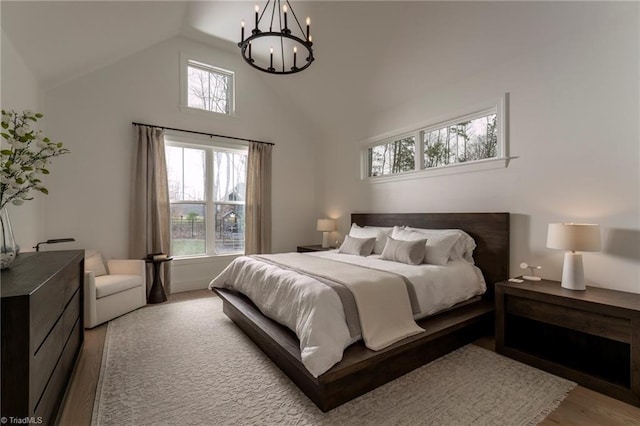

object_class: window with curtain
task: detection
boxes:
[164,135,248,257]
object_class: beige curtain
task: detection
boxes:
[245,142,272,254]
[129,125,172,294]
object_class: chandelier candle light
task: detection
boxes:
[239,0,314,74]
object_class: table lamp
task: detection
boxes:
[546,223,601,290]
[317,219,336,248]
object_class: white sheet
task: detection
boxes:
[255,253,424,351]
[209,251,486,378]
[310,250,487,319]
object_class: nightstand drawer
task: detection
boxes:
[506,296,630,343]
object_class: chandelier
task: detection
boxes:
[238,1,314,75]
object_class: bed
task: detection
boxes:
[212,212,510,411]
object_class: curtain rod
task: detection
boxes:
[131,122,274,146]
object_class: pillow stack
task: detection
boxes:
[391,227,455,265]
[341,223,477,266]
[405,226,476,263]
[347,224,393,255]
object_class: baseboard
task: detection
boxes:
[171,279,210,294]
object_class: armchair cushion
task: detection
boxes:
[85,250,107,276]
[84,253,146,329]
[95,274,144,299]
[106,259,145,276]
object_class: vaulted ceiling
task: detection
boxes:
[2,1,626,139]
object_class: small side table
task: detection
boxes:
[496,279,640,407]
[145,256,173,304]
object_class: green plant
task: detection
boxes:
[0,109,69,209]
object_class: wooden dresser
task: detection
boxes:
[1,250,84,425]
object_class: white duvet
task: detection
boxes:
[209,250,486,378]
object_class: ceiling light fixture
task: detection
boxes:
[238,1,314,75]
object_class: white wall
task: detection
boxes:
[5,2,638,295]
[42,35,319,292]
[0,30,45,251]
[316,4,640,293]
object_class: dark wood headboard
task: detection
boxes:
[351,213,510,299]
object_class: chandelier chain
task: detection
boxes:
[285,0,306,38]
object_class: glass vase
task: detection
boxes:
[0,207,18,269]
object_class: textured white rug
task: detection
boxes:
[92,296,575,426]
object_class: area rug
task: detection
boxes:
[92,296,576,426]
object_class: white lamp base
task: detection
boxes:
[322,232,331,248]
[561,252,585,291]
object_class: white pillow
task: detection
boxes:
[348,224,393,255]
[405,226,476,263]
[338,235,376,256]
[391,226,459,266]
[85,250,107,276]
[380,236,427,265]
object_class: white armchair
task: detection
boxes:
[84,251,146,328]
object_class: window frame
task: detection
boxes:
[164,133,248,259]
[179,53,236,117]
[361,94,508,182]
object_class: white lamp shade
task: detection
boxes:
[316,219,336,232]
[547,223,601,252]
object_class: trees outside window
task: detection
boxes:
[368,137,415,177]
[423,113,497,168]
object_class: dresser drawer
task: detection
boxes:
[505,295,630,343]
[30,262,81,352]
[30,289,81,409]
[34,319,81,425]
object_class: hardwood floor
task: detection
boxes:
[475,336,640,425]
[58,290,640,425]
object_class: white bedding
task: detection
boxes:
[209,250,486,378]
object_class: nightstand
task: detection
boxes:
[296,245,332,253]
[496,279,640,407]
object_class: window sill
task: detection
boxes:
[171,253,243,266]
[366,157,509,184]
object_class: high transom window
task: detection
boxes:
[423,112,497,169]
[362,99,507,181]
[182,58,234,115]
[368,135,416,177]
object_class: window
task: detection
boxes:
[423,112,497,169]
[165,136,247,257]
[362,97,507,181]
[368,135,416,177]
[181,57,234,115]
